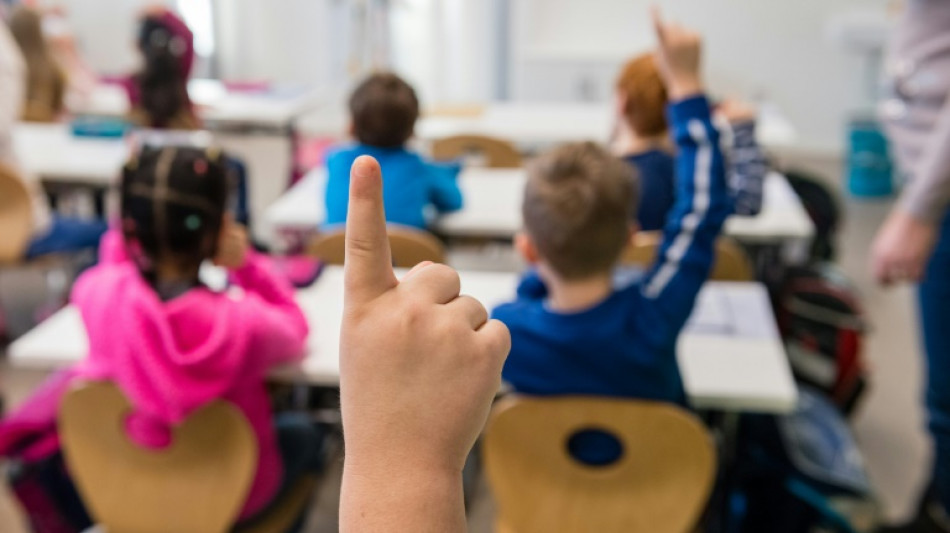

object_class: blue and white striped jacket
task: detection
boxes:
[493,96,732,404]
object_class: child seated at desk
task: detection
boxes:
[0,19,104,260]
[492,21,729,416]
[612,52,768,231]
[324,72,463,230]
[123,8,200,130]
[0,146,322,528]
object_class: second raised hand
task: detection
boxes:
[651,6,704,101]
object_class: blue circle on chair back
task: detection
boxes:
[566,428,625,467]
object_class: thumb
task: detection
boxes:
[344,156,397,305]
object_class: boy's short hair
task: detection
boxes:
[523,142,639,280]
[349,72,420,148]
[616,53,669,137]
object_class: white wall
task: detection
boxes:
[509,0,891,152]
[213,0,336,87]
[39,0,885,152]
[390,0,498,105]
[42,0,173,75]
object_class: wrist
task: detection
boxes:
[668,77,703,101]
[341,461,464,531]
[344,447,463,482]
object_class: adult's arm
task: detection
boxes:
[899,98,950,223]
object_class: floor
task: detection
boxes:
[0,156,932,531]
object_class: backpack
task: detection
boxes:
[784,170,843,263]
[6,453,92,533]
[734,386,879,533]
[0,369,90,532]
[776,264,868,416]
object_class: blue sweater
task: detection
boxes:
[623,120,766,232]
[492,97,731,407]
[625,150,676,231]
[324,145,463,229]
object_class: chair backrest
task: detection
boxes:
[58,382,258,533]
[431,134,522,168]
[483,396,716,533]
[307,225,446,267]
[621,231,754,282]
[0,163,34,264]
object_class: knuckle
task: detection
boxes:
[403,298,428,322]
[346,235,377,258]
[430,263,461,285]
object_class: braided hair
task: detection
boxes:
[120,146,228,283]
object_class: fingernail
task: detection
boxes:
[354,157,373,178]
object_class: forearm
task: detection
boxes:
[899,99,950,223]
[340,463,466,532]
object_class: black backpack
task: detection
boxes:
[784,170,843,262]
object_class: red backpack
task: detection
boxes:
[776,264,868,416]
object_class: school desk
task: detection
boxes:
[302,100,799,150]
[7,266,798,414]
[12,122,293,244]
[14,122,129,187]
[264,167,815,258]
[71,79,321,133]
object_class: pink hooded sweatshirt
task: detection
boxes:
[70,230,309,519]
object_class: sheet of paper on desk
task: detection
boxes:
[685,285,778,340]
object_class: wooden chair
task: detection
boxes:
[621,231,754,282]
[59,382,316,533]
[483,396,717,533]
[431,134,522,168]
[307,225,446,267]
[0,163,34,265]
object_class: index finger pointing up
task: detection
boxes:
[345,155,398,305]
[651,5,667,46]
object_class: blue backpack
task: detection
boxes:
[732,386,878,533]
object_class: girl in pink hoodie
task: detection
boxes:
[1,145,321,529]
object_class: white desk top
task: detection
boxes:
[69,79,321,128]
[8,266,797,414]
[14,122,130,185]
[266,166,815,244]
[303,100,799,150]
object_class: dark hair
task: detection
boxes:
[135,15,195,129]
[348,72,419,148]
[121,146,228,281]
[523,142,638,280]
[616,53,669,137]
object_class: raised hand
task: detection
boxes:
[339,155,510,531]
[651,6,704,100]
[213,218,249,270]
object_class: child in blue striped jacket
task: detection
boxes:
[492,17,729,439]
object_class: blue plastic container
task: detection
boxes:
[846,119,894,198]
[70,116,130,139]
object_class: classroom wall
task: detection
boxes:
[213,0,336,87]
[43,0,171,74]
[45,0,889,153]
[508,0,892,153]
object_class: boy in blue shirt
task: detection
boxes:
[612,53,767,231]
[325,72,463,229]
[493,17,731,406]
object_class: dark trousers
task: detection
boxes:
[920,213,950,512]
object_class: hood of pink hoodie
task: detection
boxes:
[72,260,253,446]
